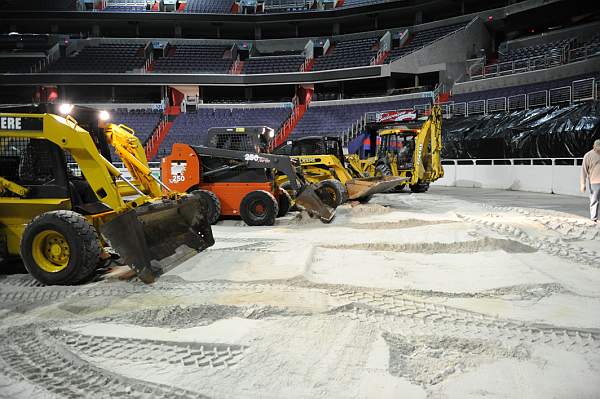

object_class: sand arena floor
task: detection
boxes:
[1,188,599,398]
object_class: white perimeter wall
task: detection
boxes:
[433,160,585,197]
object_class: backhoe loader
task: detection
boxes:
[278,135,406,207]
[0,113,214,285]
[356,105,443,193]
[162,127,335,225]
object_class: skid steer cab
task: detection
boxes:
[0,113,214,286]
[161,126,335,225]
[360,105,444,193]
[279,135,407,207]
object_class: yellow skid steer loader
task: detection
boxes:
[277,135,405,207]
[0,113,214,285]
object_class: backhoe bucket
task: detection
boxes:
[99,194,214,283]
[295,186,336,223]
[346,176,408,200]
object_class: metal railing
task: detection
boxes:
[431,77,596,118]
[470,52,566,80]
[549,86,571,106]
[572,77,595,102]
[486,97,506,113]
[527,90,548,109]
[467,100,485,115]
[568,44,600,62]
[508,94,526,111]
[441,158,582,166]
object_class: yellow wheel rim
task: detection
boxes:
[325,187,337,203]
[31,230,70,273]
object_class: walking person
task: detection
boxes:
[580,139,600,222]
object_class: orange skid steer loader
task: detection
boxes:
[161,127,335,225]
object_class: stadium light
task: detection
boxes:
[99,110,110,121]
[58,103,74,115]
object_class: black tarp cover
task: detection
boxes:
[442,101,600,159]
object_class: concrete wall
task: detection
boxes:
[389,17,492,84]
[310,90,433,107]
[434,161,585,197]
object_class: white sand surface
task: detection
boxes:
[1,190,599,398]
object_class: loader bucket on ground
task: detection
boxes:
[99,194,214,283]
[295,186,336,223]
[346,176,408,200]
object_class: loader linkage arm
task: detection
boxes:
[0,176,29,197]
[190,145,305,192]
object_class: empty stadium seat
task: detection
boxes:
[155,107,292,158]
[183,0,233,13]
[498,38,571,63]
[291,98,431,137]
[312,37,379,71]
[46,44,147,73]
[242,55,305,74]
[0,57,46,73]
[153,45,232,73]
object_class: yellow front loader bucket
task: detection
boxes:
[99,193,214,283]
[345,176,408,200]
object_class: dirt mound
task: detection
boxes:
[321,237,537,254]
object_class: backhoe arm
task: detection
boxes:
[429,105,444,179]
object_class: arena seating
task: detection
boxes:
[263,0,307,13]
[242,55,305,74]
[46,44,146,73]
[385,22,468,62]
[103,5,147,11]
[183,0,233,13]
[153,45,232,73]
[156,106,292,157]
[291,97,431,137]
[0,57,46,73]
[105,109,161,160]
[498,38,571,63]
[112,109,162,143]
[342,0,380,7]
[0,34,55,52]
[313,37,379,70]
[1,0,76,10]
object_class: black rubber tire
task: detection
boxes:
[409,182,430,193]
[277,189,292,217]
[20,210,101,285]
[280,181,299,212]
[316,179,348,208]
[190,189,221,225]
[240,190,279,226]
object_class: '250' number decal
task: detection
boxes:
[244,153,270,163]
[169,175,185,184]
